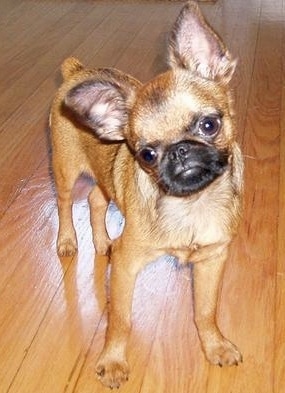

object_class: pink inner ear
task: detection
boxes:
[65,82,108,115]
[169,2,235,82]
[177,11,224,73]
[89,96,127,140]
[65,80,127,141]
[82,84,115,113]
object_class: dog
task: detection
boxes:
[49,1,244,389]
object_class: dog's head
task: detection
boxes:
[64,1,237,197]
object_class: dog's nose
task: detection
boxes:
[168,142,190,162]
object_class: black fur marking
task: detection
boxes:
[159,140,229,196]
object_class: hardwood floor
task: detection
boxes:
[0,0,284,392]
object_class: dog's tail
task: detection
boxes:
[61,57,83,81]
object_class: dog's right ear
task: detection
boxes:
[64,79,134,141]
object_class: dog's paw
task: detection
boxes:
[96,358,129,389]
[204,338,242,367]
[57,238,78,257]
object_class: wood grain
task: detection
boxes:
[0,1,284,392]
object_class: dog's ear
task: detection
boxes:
[168,1,236,83]
[64,79,133,141]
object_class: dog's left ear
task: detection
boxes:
[168,1,236,84]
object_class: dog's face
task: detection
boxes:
[130,69,235,196]
[64,2,237,197]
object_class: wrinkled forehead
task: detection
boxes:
[131,71,227,145]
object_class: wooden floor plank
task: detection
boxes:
[276,1,285,391]
[227,0,283,392]
[0,3,112,124]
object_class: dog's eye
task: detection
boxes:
[138,147,158,166]
[198,116,221,137]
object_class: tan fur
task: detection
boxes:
[50,2,243,389]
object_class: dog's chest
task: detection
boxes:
[156,192,231,251]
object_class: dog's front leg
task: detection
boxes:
[193,245,242,367]
[96,237,142,389]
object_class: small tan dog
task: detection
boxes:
[50,1,243,389]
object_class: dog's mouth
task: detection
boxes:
[174,161,208,178]
[159,141,229,197]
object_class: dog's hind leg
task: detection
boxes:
[53,161,79,257]
[88,185,111,255]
